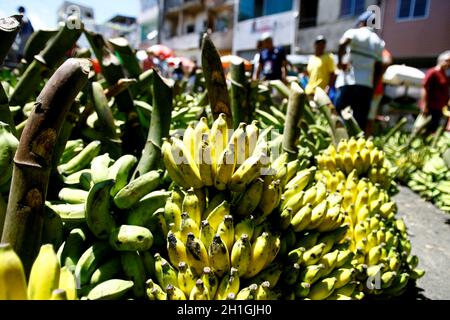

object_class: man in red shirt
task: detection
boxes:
[421,50,450,133]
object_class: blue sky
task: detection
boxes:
[0,0,140,29]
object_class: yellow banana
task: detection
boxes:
[244,232,271,278]
[214,144,236,190]
[28,244,61,300]
[234,215,255,242]
[201,266,219,298]
[193,117,210,163]
[208,234,230,278]
[209,113,229,173]
[58,266,77,300]
[166,284,187,300]
[171,137,204,188]
[189,279,210,300]
[215,268,240,300]
[231,234,252,277]
[0,243,28,300]
[179,212,200,240]
[307,277,337,300]
[182,188,202,227]
[185,232,209,276]
[177,262,196,297]
[235,178,264,216]
[161,139,190,189]
[200,220,216,249]
[167,231,188,268]
[205,200,230,232]
[236,283,258,300]
[217,215,235,252]
[229,152,268,192]
[183,122,196,159]
[245,120,259,158]
[198,138,214,186]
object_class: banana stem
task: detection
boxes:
[0,15,23,64]
[9,17,83,106]
[108,37,142,79]
[269,80,291,99]
[382,117,408,145]
[282,82,306,159]
[1,58,90,274]
[201,34,232,128]
[341,107,363,137]
[133,70,173,179]
[23,29,58,64]
[105,78,137,99]
[431,124,445,149]
[230,58,250,128]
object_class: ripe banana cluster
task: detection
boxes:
[316,137,392,190]
[0,243,77,300]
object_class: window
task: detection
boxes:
[397,0,429,20]
[340,0,366,17]
[299,0,319,29]
[238,0,293,21]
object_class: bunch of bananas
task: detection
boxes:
[0,243,78,300]
[316,137,393,190]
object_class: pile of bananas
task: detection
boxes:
[0,243,78,300]
[316,137,393,191]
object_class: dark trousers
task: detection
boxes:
[335,85,373,130]
[428,108,443,133]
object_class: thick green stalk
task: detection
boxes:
[340,106,363,137]
[108,37,142,79]
[382,117,408,145]
[201,34,232,128]
[9,17,83,106]
[91,81,118,139]
[133,71,173,179]
[1,59,89,273]
[282,82,306,159]
[0,15,23,64]
[23,29,58,64]
[230,57,250,128]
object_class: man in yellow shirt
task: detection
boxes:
[305,36,336,96]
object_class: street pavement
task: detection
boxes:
[394,186,450,300]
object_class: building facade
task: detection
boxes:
[161,0,234,61]
[138,0,160,49]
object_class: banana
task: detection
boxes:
[75,242,113,287]
[229,123,248,167]
[209,113,229,172]
[58,228,87,270]
[50,289,68,300]
[126,190,170,229]
[87,279,134,300]
[335,249,354,268]
[250,261,283,288]
[230,234,251,277]
[28,244,60,300]
[60,139,84,165]
[208,234,230,278]
[214,143,236,190]
[146,279,167,300]
[121,251,146,298]
[161,139,190,189]
[258,179,282,217]
[0,243,27,300]
[114,170,162,209]
[287,246,306,264]
[109,225,153,251]
[291,204,313,232]
[183,122,196,159]
[58,140,102,175]
[203,192,226,220]
[201,266,219,298]
[58,188,88,204]
[278,207,292,230]
[215,268,240,300]
[42,207,64,248]
[167,231,188,268]
[154,253,178,289]
[295,231,320,250]
[307,277,337,300]
[165,196,182,232]
[186,232,209,276]
[244,232,271,278]
[281,263,301,286]
[171,137,204,188]
[234,215,255,242]
[366,245,383,266]
[179,212,200,240]
[58,266,77,300]
[319,250,340,277]
[200,220,216,249]
[79,171,94,190]
[177,262,196,297]
[254,281,272,300]
[90,256,122,286]
[302,243,326,266]
[85,179,116,239]
[46,202,85,225]
[236,284,258,300]
[61,169,91,186]
[305,200,328,230]
[107,154,138,196]
[295,282,311,298]
[90,153,112,184]
[299,264,324,284]
[245,120,259,158]
[329,268,354,289]
[182,188,202,227]
[217,215,234,252]
[229,152,268,192]
[166,284,187,300]
[198,138,214,186]
[206,200,230,232]
[235,178,264,216]
[193,117,210,163]
[381,271,397,289]
[189,279,210,300]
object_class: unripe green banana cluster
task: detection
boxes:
[317,137,393,190]
[0,243,78,300]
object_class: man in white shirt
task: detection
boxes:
[335,11,385,130]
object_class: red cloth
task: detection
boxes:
[423,67,449,110]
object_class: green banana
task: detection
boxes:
[107,154,138,196]
[75,242,114,286]
[86,179,117,239]
[109,225,153,251]
[58,140,101,175]
[87,279,134,300]
[121,251,147,298]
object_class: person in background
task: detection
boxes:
[254,33,288,83]
[173,61,184,81]
[421,50,450,133]
[252,40,263,80]
[187,59,198,91]
[143,49,157,71]
[365,49,393,135]
[335,11,385,130]
[297,65,309,90]
[305,35,336,98]
[16,6,34,61]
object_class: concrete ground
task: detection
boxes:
[393,186,450,300]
